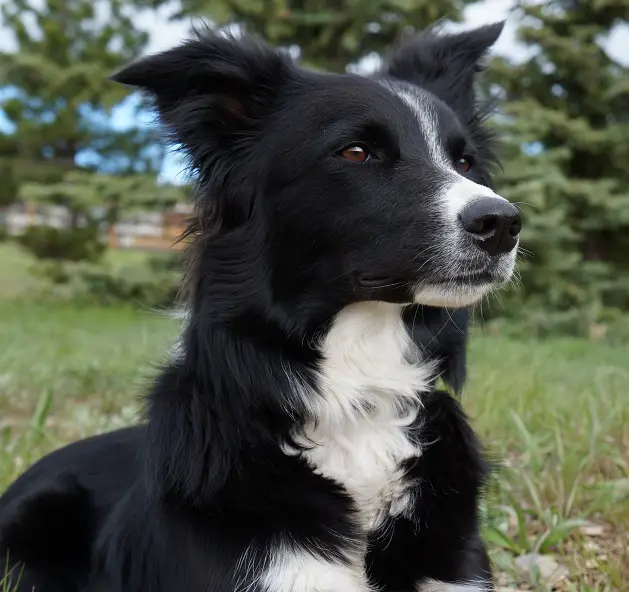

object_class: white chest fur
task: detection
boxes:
[288,302,436,532]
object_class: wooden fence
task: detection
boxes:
[107,211,188,251]
[6,203,190,252]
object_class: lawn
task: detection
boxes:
[0,244,627,590]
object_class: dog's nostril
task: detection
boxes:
[458,212,499,237]
[477,215,498,236]
[509,217,522,237]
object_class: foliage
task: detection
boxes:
[0,0,155,168]
[138,0,476,72]
[488,0,629,323]
[67,252,182,308]
[0,0,162,223]
[26,251,182,308]
[17,226,106,262]
[0,154,19,210]
[19,170,188,225]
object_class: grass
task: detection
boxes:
[0,301,177,481]
[0,243,43,300]
[467,338,629,589]
[0,243,628,590]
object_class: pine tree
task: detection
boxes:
[0,135,19,209]
[0,0,177,255]
[488,0,629,332]
[140,0,476,72]
[0,0,153,175]
[0,0,161,200]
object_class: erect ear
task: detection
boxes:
[384,22,505,110]
[111,30,294,169]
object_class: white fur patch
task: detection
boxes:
[413,283,492,309]
[418,579,491,592]
[285,302,435,532]
[385,84,443,165]
[259,548,374,592]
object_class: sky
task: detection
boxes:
[1,0,628,184]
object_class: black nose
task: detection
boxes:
[458,197,521,256]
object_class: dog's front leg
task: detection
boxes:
[366,391,493,592]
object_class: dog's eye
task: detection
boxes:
[456,157,473,174]
[340,145,371,163]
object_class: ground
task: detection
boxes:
[0,243,627,591]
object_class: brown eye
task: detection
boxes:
[456,157,472,174]
[341,145,371,163]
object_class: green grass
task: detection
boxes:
[0,242,627,590]
[0,301,177,467]
[0,243,43,300]
[466,337,629,589]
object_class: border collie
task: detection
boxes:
[0,21,520,592]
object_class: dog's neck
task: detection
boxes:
[304,301,435,427]
[148,300,436,505]
[169,301,436,424]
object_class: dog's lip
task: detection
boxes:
[357,274,399,288]
[430,268,495,285]
[356,275,404,289]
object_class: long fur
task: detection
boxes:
[0,21,518,592]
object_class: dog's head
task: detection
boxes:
[113,23,517,323]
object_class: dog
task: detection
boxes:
[0,21,520,592]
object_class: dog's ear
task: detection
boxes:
[385,22,505,110]
[111,30,294,169]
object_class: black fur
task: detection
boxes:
[0,22,508,591]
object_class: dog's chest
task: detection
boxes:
[301,413,420,530]
[292,302,434,532]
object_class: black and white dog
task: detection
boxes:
[0,22,521,592]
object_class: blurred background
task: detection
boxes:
[0,0,628,589]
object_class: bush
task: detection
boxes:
[145,251,184,275]
[18,226,106,262]
[482,305,629,343]
[78,260,181,308]
[31,252,183,309]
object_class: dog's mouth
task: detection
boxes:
[360,270,499,288]
[353,274,414,303]
[356,275,401,289]
[353,254,515,307]
[413,257,516,308]
[431,269,496,286]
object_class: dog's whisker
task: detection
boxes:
[511,201,537,210]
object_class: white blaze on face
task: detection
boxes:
[380,81,509,225]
